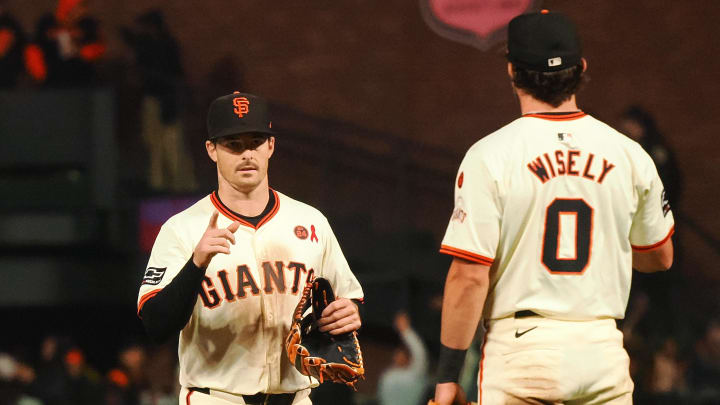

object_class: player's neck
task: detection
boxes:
[516,91,580,115]
[217,179,270,217]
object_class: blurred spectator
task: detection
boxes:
[24,0,106,87]
[0,352,43,405]
[622,290,650,342]
[689,318,720,401]
[121,9,196,193]
[620,291,654,401]
[139,344,178,405]
[619,106,683,209]
[60,347,103,405]
[29,336,69,403]
[377,312,429,405]
[29,338,103,405]
[648,337,688,403]
[0,0,26,88]
[105,342,146,405]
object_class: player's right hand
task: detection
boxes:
[431,382,470,405]
[193,211,240,268]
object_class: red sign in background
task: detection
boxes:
[421,0,542,50]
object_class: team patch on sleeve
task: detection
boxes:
[451,197,467,223]
[142,267,167,285]
[661,189,671,217]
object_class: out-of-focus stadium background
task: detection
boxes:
[0,0,718,404]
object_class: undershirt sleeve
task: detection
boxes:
[139,257,206,344]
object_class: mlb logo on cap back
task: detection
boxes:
[207,91,275,140]
[548,57,562,67]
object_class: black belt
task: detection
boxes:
[514,310,540,318]
[188,387,296,405]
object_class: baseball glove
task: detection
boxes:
[285,274,364,388]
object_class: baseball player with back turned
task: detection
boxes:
[431,10,674,405]
[137,92,364,405]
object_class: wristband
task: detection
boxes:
[436,343,467,383]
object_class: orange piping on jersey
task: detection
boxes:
[137,288,162,317]
[631,226,675,251]
[186,390,193,404]
[210,189,280,230]
[523,111,587,121]
[256,190,281,228]
[210,192,254,228]
[439,245,494,266]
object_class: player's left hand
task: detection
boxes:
[316,298,361,335]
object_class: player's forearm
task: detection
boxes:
[141,256,206,343]
[440,259,490,350]
[632,239,673,273]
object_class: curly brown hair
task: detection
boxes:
[511,63,586,107]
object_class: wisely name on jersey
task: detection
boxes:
[441,112,674,321]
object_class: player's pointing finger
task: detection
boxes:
[207,210,219,230]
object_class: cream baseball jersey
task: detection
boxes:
[137,189,363,394]
[441,111,674,321]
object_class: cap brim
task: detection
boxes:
[209,126,275,140]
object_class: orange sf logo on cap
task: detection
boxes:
[233,97,249,118]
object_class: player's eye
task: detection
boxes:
[250,137,266,149]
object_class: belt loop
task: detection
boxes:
[515,310,539,318]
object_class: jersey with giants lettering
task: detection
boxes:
[137,189,364,394]
[441,111,674,321]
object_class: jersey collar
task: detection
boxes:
[210,189,280,230]
[522,110,586,121]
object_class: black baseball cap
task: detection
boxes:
[206,91,275,140]
[507,10,582,72]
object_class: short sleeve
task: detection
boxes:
[317,217,364,300]
[440,151,501,265]
[629,152,675,250]
[137,220,194,312]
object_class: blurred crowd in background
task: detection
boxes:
[0,0,105,88]
[2,306,720,405]
[0,0,196,195]
[1,0,719,404]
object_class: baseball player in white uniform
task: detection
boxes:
[137,92,364,405]
[431,11,674,405]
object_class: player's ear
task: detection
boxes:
[206,140,218,163]
[581,57,588,72]
[267,136,275,158]
[507,62,514,79]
